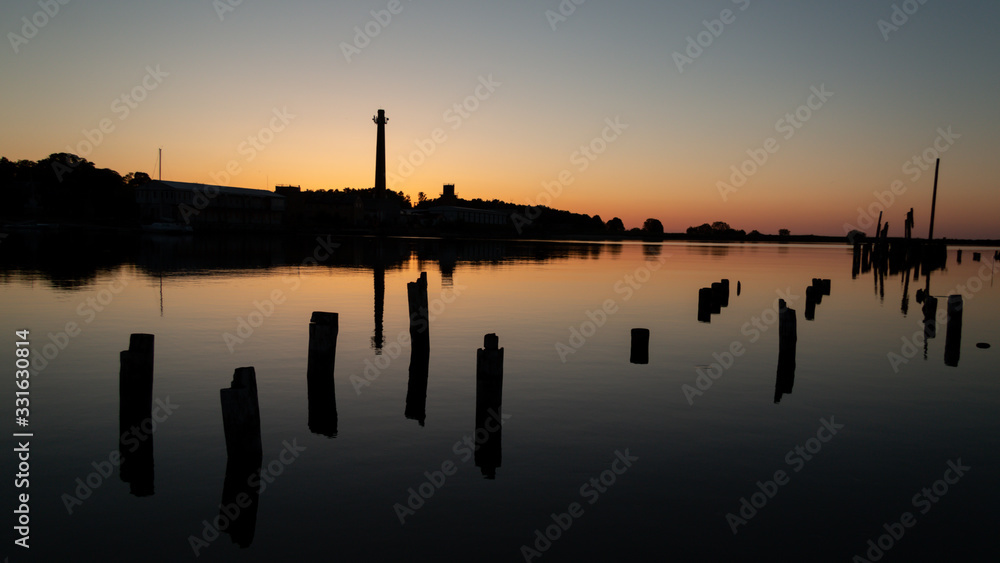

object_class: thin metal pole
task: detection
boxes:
[928,158,939,240]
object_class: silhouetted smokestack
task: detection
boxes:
[373,109,387,199]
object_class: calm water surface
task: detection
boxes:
[1,235,998,562]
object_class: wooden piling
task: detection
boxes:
[119,333,155,496]
[775,303,797,403]
[697,287,712,323]
[972,252,981,262]
[475,334,503,478]
[804,286,816,321]
[630,328,650,364]
[307,312,338,437]
[708,283,722,314]
[719,279,730,307]
[407,272,430,347]
[220,367,262,463]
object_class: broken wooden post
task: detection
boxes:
[853,244,862,278]
[804,286,817,321]
[972,252,981,262]
[736,280,742,296]
[775,301,796,403]
[810,279,824,305]
[945,295,963,367]
[708,284,722,314]
[697,287,712,323]
[307,312,338,437]
[407,272,430,348]
[475,334,503,479]
[630,328,650,364]
[220,367,262,463]
[720,279,730,307]
[957,249,962,264]
[119,333,155,496]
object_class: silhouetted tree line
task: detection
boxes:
[414,194,607,235]
[0,153,147,226]
[686,221,748,240]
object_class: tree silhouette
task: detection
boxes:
[642,218,664,235]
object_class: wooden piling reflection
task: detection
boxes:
[945,295,963,367]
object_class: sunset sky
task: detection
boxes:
[2,0,998,237]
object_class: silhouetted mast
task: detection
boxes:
[158,147,162,181]
[928,158,940,241]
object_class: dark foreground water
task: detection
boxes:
[1,234,998,562]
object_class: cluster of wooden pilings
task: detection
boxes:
[697,279,732,323]
[852,238,948,279]
[774,278,833,403]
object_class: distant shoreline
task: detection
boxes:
[3,221,998,247]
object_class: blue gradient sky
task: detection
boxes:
[2,0,997,237]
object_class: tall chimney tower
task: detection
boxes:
[373,109,387,199]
